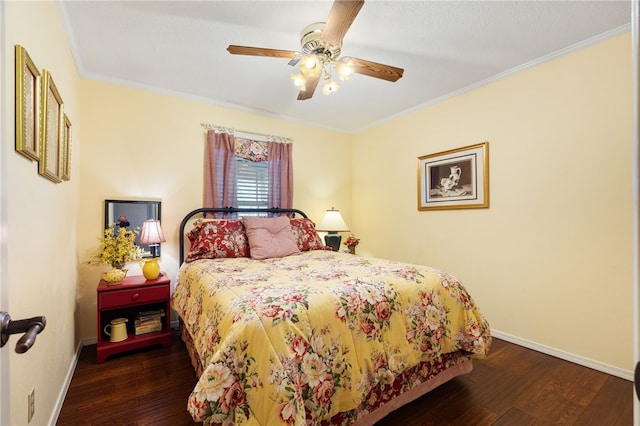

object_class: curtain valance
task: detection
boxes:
[200,122,293,144]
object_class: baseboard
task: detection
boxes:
[492,329,633,381]
[47,339,84,426]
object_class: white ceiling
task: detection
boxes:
[59,1,631,133]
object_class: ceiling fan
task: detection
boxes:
[227,0,404,100]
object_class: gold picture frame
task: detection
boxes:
[417,142,490,211]
[61,114,72,181]
[39,69,64,183]
[15,45,41,161]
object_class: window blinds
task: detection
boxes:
[235,157,268,210]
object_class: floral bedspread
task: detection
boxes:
[172,250,491,425]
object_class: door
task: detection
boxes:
[0,1,9,423]
[634,0,640,422]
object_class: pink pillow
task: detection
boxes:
[242,216,300,260]
[290,218,326,251]
[185,219,249,262]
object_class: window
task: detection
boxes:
[235,157,268,210]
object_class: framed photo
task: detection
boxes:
[15,45,41,161]
[38,69,64,183]
[417,142,489,211]
[61,114,72,181]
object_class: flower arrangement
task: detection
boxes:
[90,224,144,269]
[344,235,360,248]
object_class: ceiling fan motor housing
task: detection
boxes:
[300,22,341,61]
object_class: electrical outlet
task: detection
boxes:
[27,388,34,423]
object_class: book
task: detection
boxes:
[135,326,162,335]
[136,309,165,321]
[135,319,162,335]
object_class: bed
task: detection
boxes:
[172,207,491,425]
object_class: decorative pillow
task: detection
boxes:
[289,218,326,251]
[242,216,300,260]
[185,219,249,262]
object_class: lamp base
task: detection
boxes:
[324,233,342,252]
[142,258,161,280]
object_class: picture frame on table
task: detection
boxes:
[15,45,41,162]
[61,114,72,181]
[417,141,489,211]
[38,69,64,183]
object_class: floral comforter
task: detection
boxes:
[172,250,491,425]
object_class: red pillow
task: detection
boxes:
[289,218,326,251]
[185,219,249,262]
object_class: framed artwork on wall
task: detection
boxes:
[61,114,72,181]
[38,69,64,183]
[417,142,489,211]
[15,45,41,162]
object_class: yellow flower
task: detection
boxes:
[90,224,144,268]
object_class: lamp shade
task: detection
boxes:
[317,208,349,233]
[139,220,166,245]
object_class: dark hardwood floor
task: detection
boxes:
[57,333,633,425]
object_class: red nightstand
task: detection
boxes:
[96,274,172,363]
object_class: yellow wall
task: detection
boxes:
[353,33,632,372]
[4,1,81,424]
[76,81,352,341]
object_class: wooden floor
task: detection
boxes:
[57,333,633,425]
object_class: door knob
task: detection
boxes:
[635,361,640,400]
[0,312,46,353]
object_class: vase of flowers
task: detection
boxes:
[344,235,360,255]
[91,224,144,284]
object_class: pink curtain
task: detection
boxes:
[204,130,237,213]
[268,141,293,209]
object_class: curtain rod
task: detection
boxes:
[200,122,293,144]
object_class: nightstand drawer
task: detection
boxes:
[99,285,169,309]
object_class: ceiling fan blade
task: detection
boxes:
[227,45,298,59]
[322,0,364,46]
[297,73,321,100]
[350,57,404,82]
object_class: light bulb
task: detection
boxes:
[291,73,307,90]
[322,76,340,95]
[300,55,321,77]
[336,58,354,82]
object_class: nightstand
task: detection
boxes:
[96,274,172,363]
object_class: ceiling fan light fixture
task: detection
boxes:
[322,74,340,95]
[336,57,354,82]
[291,73,307,91]
[300,54,323,77]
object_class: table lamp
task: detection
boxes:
[139,219,166,280]
[317,207,349,251]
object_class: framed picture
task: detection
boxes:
[15,45,41,161]
[417,142,489,211]
[38,69,64,183]
[61,114,71,181]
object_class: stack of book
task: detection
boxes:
[134,309,165,335]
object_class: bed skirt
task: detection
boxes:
[180,327,473,425]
